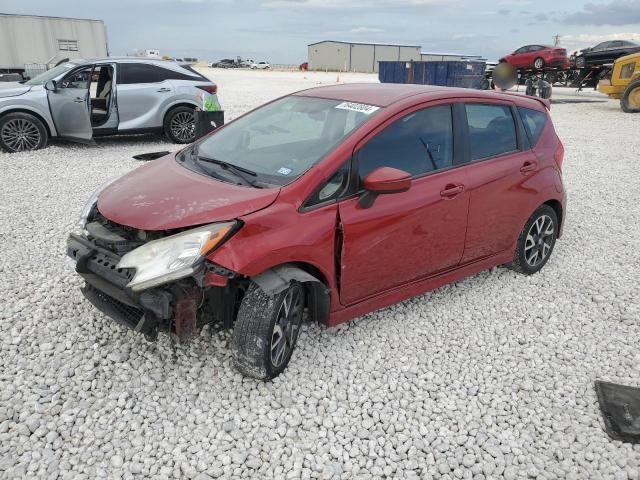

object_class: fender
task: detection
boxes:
[161,99,199,119]
[0,104,57,136]
[252,264,330,325]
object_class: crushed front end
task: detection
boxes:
[67,209,244,340]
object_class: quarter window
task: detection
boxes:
[465,104,517,160]
[518,107,547,146]
[357,105,454,181]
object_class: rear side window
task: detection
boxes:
[357,105,453,181]
[118,63,202,84]
[518,107,547,146]
[118,63,162,84]
[465,104,517,160]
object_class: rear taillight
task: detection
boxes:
[197,85,217,94]
[554,142,564,170]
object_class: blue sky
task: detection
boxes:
[3,0,640,62]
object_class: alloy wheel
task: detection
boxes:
[270,284,304,368]
[524,214,555,267]
[170,111,195,142]
[534,58,544,69]
[1,118,41,152]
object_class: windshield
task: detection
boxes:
[189,96,380,186]
[25,63,77,85]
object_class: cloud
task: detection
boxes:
[263,0,450,8]
[349,27,385,34]
[559,32,640,50]
[564,0,640,26]
[534,12,548,21]
[498,8,511,15]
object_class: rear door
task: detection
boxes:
[47,65,93,142]
[459,101,537,263]
[115,62,174,130]
[337,102,470,305]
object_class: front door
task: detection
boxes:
[47,66,93,142]
[338,103,469,306]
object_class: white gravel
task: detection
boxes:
[1,69,639,479]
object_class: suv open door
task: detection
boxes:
[45,66,93,143]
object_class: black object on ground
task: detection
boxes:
[195,110,225,140]
[133,151,171,161]
[595,380,640,443]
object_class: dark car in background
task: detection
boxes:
[500,45,568,70]
[572,40,640,69]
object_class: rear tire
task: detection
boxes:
[164,106,196,144]
[0,112,48,153]
[621,79,640,113]
[231,282,305,380]
[507,205,558,275]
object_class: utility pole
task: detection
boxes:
[553,34,561,47]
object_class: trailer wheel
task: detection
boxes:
[621,79,640,113]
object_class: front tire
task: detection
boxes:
[231,282,305,380]
[0,112,48,153]
[621,79,640,113]
[507,205,558,275]
[164,106,196,144]
[533,57,545,70]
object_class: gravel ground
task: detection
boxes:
[1,70,639,480]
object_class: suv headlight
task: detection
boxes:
[117,222,236,292]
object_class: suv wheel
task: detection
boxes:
[231,282,305,380]
[508,204,558,275]
[621,79,640,113]
[533,57,545,70]
[164,106,196,144]
[0,112,48,153]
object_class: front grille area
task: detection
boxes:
[82,284,145,330]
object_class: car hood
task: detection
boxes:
[0,84,32,98]
[97,154,281,230]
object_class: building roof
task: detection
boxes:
[308,40,421,48]
[0,13,104,23]
[420,52,484,57]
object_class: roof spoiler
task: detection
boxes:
[499,91,551,110]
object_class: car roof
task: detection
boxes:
[69,57,193,68]
[293,83,549,110]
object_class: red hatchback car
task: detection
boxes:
[500,45,569,70]
[68,84,566,379]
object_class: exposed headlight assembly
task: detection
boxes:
[117,222,236,292]
[72,175,122,236]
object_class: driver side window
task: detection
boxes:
[59,67,92,89]
[356,105,454,182]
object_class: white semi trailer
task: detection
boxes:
[0,13,108,77]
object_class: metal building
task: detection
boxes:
[420,52,485,62]
[0,13,108,74]
[308,40,421,73]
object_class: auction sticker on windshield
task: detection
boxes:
[335,102,380,115]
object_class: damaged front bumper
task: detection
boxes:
[67,234,235,339]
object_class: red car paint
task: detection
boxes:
[98,84,566,327]
[500,45,569,69]
[98,157,280,230]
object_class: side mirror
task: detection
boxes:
[358,167,412,208]
[44,80,57,92]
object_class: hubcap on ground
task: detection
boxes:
[629,86,640,109]
[270,285,304,368]
[524,214,554,267]
[170,111,195,142]
[1,118,41,152]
